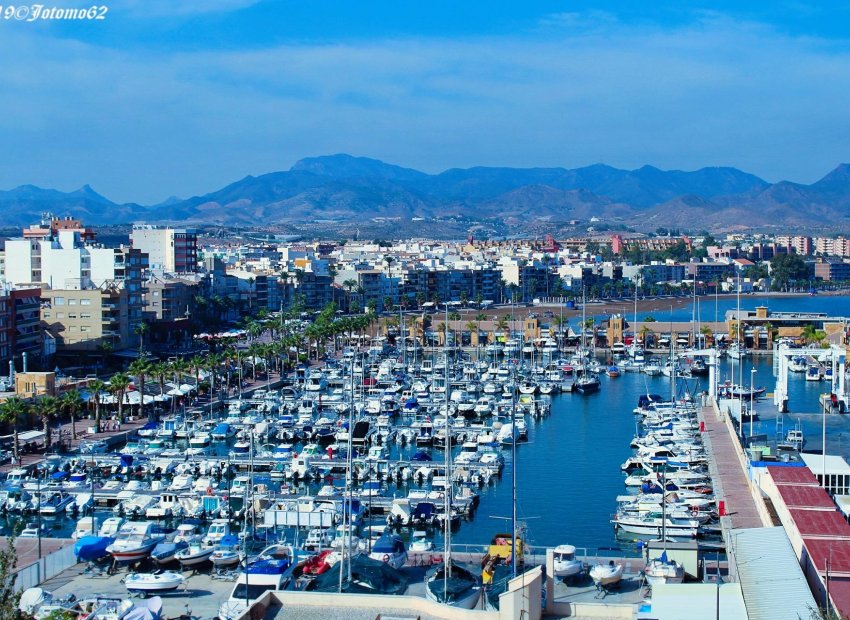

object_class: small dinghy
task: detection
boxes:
[124,571,185,598]
[589,561,624,589]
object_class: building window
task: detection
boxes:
[56,313,65,319]
[80,299,91,306]
[80,313,91,319]
[43,313,50,318]
[80,326,90,333]
[69,299,78,305]
[54,297,65,305]
[68,313,77,319]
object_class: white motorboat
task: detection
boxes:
[644,551,684,586]
[589,561,624,588]
[124,571,185,597]
[175,542,215,568]
[106,521,166,562]
[410,530,434,552]
[552,544,584,579]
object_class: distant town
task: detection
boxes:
[0,215,846,373]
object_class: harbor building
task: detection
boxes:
[727,306,849,348]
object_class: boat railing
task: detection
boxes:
[443,543,641,566]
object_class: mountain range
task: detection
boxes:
[3,155,850,230]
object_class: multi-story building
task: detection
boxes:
[814,258,850,282]
[4,218,147,353]
[776,235,813,256]
[130,224,198,273]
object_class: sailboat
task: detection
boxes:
[575,288,601,394]
[425,306,482,609]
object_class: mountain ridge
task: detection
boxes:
[0,156,847,230]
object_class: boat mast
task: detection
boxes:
[511,368,518,579]
[443,303,452,591]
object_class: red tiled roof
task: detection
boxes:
[828,579,850,618]
[804,538,850,576]
[778,484,836,510]
[790,509,850,539]
[768,465,820,486]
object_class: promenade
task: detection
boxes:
[0,368,288,475]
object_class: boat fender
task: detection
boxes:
[690,506,699,516]
[382,554,389,562]
[206,487,214,496]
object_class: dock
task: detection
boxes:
[698,401,769,542]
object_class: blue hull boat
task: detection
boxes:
[74,535,114,562]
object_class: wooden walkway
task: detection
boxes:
[699,403,765,531]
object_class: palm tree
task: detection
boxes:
[134,321,149,355]
[88,379,106,433]
[61,389,85,444]
[33,395,60,451]
[0,397,28,459]
[129,358,153,422]
[700,325,714,347]
[189,355,206,390]
[151,361,169,399]
[108,372,132,425]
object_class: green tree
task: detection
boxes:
[129,358,153,422]
[108,372,132,425]
[61,389,85,445]
[134,320,149,355]
[0,537,21,618]
[771,254,809,291]
[88,379,106,433]
[33,395,61,452]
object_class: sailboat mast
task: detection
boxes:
[511,375,518,579]
[443,304,451,589]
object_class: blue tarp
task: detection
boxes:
[51,471,66,480]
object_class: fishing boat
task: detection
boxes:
[210,534,242,569]
[124,571,185,597]
[106,521,166,563]
[589,560,624,589]
[553,544,584,580]
[175,541,215,568]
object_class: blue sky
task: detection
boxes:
[3,1,850,204]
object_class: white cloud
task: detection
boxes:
[1,15,850,203]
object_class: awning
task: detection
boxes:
[19,430,45,442]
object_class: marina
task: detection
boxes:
[7,294,850,619]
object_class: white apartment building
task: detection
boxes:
[130,224,198,273]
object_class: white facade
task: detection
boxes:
[130,226,170,271]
